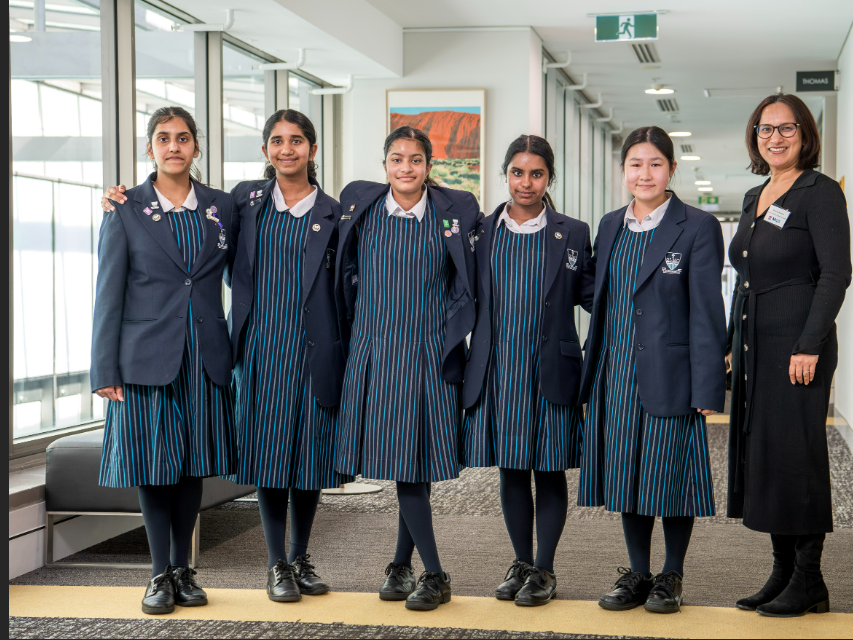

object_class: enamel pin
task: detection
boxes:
[143,207,152,215]
[313,224,321,232]
[152,213,161,221]
[349,205,356,211]
[150,201,160,210]
[555,232,562,239]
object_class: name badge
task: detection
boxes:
[764,204,791,229]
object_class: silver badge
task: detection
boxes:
[566,248,578,271]
[663,252,683,274]
[217,227,227,249]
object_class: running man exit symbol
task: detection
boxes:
[595,14,658,42]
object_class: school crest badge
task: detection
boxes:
[663,252,682,274]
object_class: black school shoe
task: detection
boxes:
[142,566,176,615]
[267,559,302,602]
[495,559,532,600]
[644,571,684,614]
[291,554,330,596]
[598,567,654,611]
[379,562,416,601]
[515,567,557,607]
[405,571,452,611]
[171,566,208,606]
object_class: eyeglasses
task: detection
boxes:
[754,123,799,139]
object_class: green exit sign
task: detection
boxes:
[596,14,658,42]
[699,195,719,205]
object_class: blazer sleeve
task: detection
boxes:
[224,185,242,287]
[578,224,595,313]
[90,208,129,392]
[688,215,727,412]
[792,179,852,355]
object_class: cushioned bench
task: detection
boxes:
[45,428,254,568]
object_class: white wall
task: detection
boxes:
[343,28,544,212]
[834,24,853,423]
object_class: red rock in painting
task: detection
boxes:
[390,110,480,159]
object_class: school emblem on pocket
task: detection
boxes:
[566,248,578,270]
[217,227,227,250]
[663,252,682,274]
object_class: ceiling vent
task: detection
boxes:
[631,43,660,64]
[656,98,679,112]
[681,144,694,153]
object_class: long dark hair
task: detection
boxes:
[262,109,318,180]
[501,134,557,209]
[745,93,820,175]
[383,126,439,187]
[145,106,203,182]
[620,125,675,172]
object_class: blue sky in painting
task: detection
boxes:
[391,106,481,114]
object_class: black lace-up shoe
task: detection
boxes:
[379,562,416,601]
[598,567,654,611]
[267,559,301,602]
[515,566,557,606]
[405,571,452,611]
[291,554,329,595]
[171,566,208,606]
[645,571,684,613]
[142,566,176,615]
[495,559,532,601]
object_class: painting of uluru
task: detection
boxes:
[387,90,485,205]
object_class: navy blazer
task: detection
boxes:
[226,178,345,407]
[463,204,595,408]
[336,181,478,384]
[91,176,234,391]
[578,192,727,416]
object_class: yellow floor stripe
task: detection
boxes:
[705,414,847,426]
[9,586,852,639]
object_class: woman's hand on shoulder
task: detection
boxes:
[95,386,124,402]
[101,185,127,212]
[790,353,819,385]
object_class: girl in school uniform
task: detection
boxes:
[102,109,348,603]
[577,126,727,614]
[461,135,594,607]
[93,106,236,615]
[335,126,478,611]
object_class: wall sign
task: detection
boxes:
[796,71,836,92]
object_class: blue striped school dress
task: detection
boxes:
[234,198,346,490]
[336,195,460,483]
[577,226,715,517]
[100,208,236,488]
[462,223,583,471]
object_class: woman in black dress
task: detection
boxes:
[727,93,851,618]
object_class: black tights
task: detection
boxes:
[621,512,695,577]
[137,476,204,578]
[256,487,322,569]
[499,468,568,573]
[392,482,442,574]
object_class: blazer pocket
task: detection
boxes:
[122,318,155,322]
[667,342,690,348]
[560,340,582,358]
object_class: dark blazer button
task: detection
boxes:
[184,278,192,286]
[543,335,548,341]
[304,306,310,313]
[545,301,550,307]
[197,316,203,323]
[308,341,315,347]
[636,308,642,316]
[637,343,644,350]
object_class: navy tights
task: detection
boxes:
[621,512,695,577]
[137,476,204,578]
[392,482,442,574]
[256,487,322,569]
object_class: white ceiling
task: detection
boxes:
[169,0,853,212]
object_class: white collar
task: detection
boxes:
[153,183,198,212]
[273,181,318,218]
[497,202,547,234]
[624,193,672,232]
[386,186,428,222]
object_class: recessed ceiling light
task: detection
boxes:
[681,155,701,161]
[669,131,691,137]
[695,180,711,185]
[10,34,32,43]
[698,187,714,192]
[645,85,675,95]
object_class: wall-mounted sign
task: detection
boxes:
[595,14,657,42]
[796,71,836,92]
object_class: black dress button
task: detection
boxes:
[308,341,315,347]
[637,344,644,350]
[197,316,203,323]
[545,301,550,307]
[304,306,310,313]
[636,309,642,316]
[184,279,192,286]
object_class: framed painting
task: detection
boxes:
[387,89,485,208]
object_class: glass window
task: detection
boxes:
[134,1,196,184]
[289,74,323,186]
[10,0,105,439]
[223,42,266,191]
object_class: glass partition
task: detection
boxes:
[289,74,324,186]
[223,41,266,191]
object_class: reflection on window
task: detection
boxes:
[289,75,323,187]
[10,0,105,439]
[223,42,266,191]
[134,1,196,184]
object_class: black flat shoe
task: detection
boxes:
[599,567,653,611]
[756,569,830,618]
[405,571,452,611]
[645,571,684,614]
[142,566,175,615]
[171,566,208,606]
[515,566,557,607]
[379,562,416,601]
[495,559,532,601]
[291,554,330,596]
[267,559,302,602]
